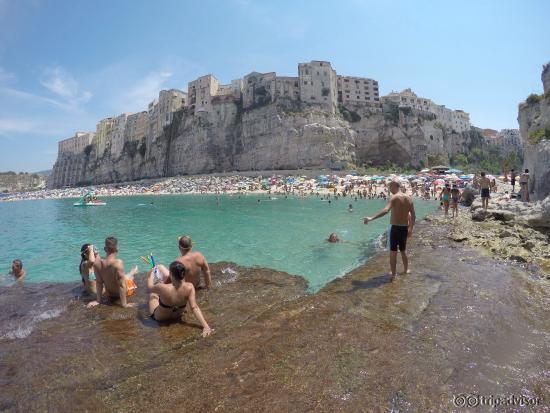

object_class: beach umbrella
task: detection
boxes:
[434,179,445,185]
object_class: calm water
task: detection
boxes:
[0,195,435,290]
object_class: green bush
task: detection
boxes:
[528,128,549,144]
[526,93,543,105]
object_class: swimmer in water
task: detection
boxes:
[348,203,353,212]
[10,259,26,282]
[327,233,340,243]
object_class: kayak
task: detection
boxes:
[73,202,107,207]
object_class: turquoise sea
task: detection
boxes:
[0,195,436,291]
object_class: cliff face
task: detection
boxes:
[348,103,483,168]
[518,62,550,201]
[51,100,481,187]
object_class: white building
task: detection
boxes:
[383,88,471,132]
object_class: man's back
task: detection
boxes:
[177,251,206,288]
[390,193,413,226]
[94,256,123,296]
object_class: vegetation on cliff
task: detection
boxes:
[528,128,550,145]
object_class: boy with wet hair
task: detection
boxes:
[10,259,26,282]
[87,236,138,308]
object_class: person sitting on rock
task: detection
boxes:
[147,261,212,337]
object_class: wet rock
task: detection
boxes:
[449,234,468,242]
[508,247,531,263]
[536,258,550,277]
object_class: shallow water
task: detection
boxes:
[0,194,436,290]
[0,219,548,411]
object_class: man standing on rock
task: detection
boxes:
[363,180,416,282]
[476,172,491,211]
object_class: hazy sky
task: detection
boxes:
[0,0,549,171]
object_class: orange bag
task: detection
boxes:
[126,278,137,297]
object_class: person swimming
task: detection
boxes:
[327,233,340,243]
[10,259,26,282]
[147,261,212,337]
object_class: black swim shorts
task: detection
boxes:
[481,188,490,198]
[390,225,408,252]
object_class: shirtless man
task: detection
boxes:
[158,236,212,289]
[476,171,491,211]
[87,237,138,308]
[520,169,530,202]
[363,180,416,282]
[10,259,26,282]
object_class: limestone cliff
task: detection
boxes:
[518,62,550,201]
[51,99,482,187]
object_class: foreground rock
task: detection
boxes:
[1,220,549,412]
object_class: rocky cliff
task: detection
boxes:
[518,62,550,201]
[51,99,483,187]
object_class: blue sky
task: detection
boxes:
[0,0,549,172]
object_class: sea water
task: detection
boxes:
[0,195,436,291]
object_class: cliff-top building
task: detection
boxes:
[58,131,95,156]
[382,88,471,132]
[337,75,379,107]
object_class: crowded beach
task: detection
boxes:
[0,166,528,206]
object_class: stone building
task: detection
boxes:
[125,111,147,143]
[298,61,338,111]
[188,75,220,113]
[148,89,187,140]
[274,76,300,100]
[382,88,470,132]
[337,75,379,107]
[242,71,277,108]
[94,117,114,158]
[58,132,95,155]
[110,113,131,158]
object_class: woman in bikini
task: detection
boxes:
[147,261,212,337]
[80,244,99,294]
